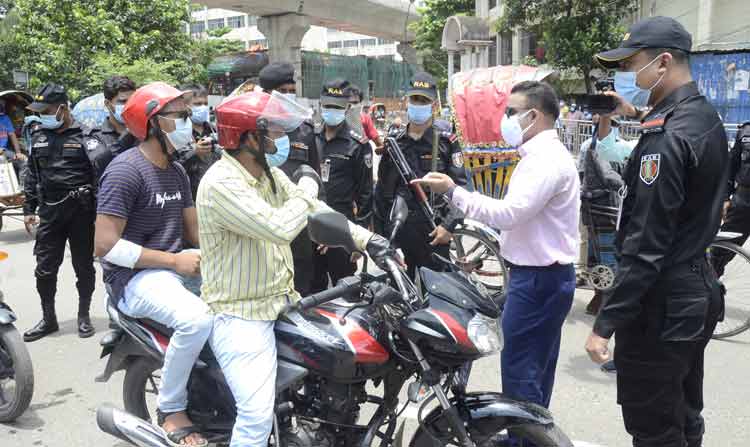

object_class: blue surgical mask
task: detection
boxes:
[322,108,346,127]
[39,112,64,130]
[614,55,665,108]
[266,135,290,167]
[113,104,125,124]
[191,105,210,125]
[407,103,432,124]
[162,117,194,150]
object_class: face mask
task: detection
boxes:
[322,108,346,127]
[407,103,432,124]
[112,104,125,124]
[614,55,665,108]
[266,135,290,168]
[191,105,210,124]
[500,110,534,147]
[39,107,64,130]
[282,93,297,103]
[162,117,194,151]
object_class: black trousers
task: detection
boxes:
[291,230,316,297]
[33,196,96,320]
[395,217,450,279]
[712,191,750,277]
[614,261,723,447]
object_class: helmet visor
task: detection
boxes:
[261,91,312,135]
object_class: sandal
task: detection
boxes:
[156,409,208,447]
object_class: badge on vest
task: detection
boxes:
[321,159,331,183]
[640,154,660,185]
[640,117,665,135]
[86,139,99,151]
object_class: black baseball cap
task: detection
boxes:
[320,79,351,108]
[27,83,69,112]
[406,72,437,101]
[258,62,296,91]
[596,16,692,69]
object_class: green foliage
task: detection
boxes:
[410,0,474,91]
[0,0,243,99]
[207,26,232,38]
[497,0,637,92]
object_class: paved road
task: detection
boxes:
[1,217,749,446]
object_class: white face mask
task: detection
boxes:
[162,117,194,151]
[500,110,535,147]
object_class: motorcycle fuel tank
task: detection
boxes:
[275,302,391,381]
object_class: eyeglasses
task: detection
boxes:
[160,110,192,121]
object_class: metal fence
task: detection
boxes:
[557,119,741,157]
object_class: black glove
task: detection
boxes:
[366,233,397,270]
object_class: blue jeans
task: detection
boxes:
[501,263,575,409]
[119,268,213,413]
[209,314,277,447]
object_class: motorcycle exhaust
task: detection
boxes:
[96,405,170,447]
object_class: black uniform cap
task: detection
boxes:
[320,79,351,108]
[258,62,296,91]
[28,83,69,112]
[596,16,692,69]
[406,72,437,102]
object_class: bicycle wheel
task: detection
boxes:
[450,227,507,292]
[710,240,750,339]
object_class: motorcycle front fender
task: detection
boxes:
[409,392,560,447]
[0,301,17,325]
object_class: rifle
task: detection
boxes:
[384,136,437,230]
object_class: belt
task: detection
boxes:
[504,260,573,270]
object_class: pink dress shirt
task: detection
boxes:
[452,129,580,267]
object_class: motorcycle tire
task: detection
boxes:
[0,325,34,422]
[410,421,573,447]
[122,356,161,422]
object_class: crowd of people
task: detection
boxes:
[2,14,747,447]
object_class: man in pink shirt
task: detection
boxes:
[347,85,384,152]
[414,81,580,417]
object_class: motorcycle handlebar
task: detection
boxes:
[290,276,362,312]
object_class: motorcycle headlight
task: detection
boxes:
[467,313,503,355]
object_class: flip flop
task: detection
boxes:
[160,425,208,447]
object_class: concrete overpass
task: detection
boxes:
[201,0,421,90]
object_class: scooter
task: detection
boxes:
[0,249,34,422]
[96,204,573,447]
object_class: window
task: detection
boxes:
[207,18,225,30]
[328,41,343,49]
[343,39,359,48]
[361,38,377,47]
[500,32,512,65]
[489,0,498,9]
[488,41,498,67]
[248,16,258,26]
[190,22,205,35]
[227,16,245,29]
[378,38,393,45]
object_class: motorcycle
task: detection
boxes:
[95,202,573,447]
[0,249,34,422]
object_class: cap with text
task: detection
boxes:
[406,72,437,101]
[595,16,692,69]
[27,83,69,112]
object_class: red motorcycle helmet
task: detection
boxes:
[216,91,311,149]
[122,82,193,140]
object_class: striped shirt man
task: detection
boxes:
[196,152,372,321]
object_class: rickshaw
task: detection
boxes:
[0,90,33,233]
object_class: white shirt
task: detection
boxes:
[452,129,580,267]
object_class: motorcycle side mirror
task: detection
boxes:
[307,211,357,254]
[388,195,409,242]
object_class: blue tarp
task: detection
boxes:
[691,52,750,124]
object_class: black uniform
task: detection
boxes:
[312,122,373,291]
[176,121,221,201]
[593,82,727,447]
[85,118,138,183]
[376,126,466,278]
[24,122,97,325]
[279,120,320,296]
[713,122,750,276]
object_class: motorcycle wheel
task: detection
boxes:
[0,325,34,422]
[122,356,161,422]
[411,422,573,447]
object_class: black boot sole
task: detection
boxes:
[78,329,96,339]
[23,327,60,342]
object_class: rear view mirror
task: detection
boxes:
[388,196,409,242]
[307,211,357,253]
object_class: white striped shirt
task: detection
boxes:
[196,152,371,320]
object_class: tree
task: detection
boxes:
[496,0,638,93]
[411,0,474,91]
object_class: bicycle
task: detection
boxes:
[709,232,750,339]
